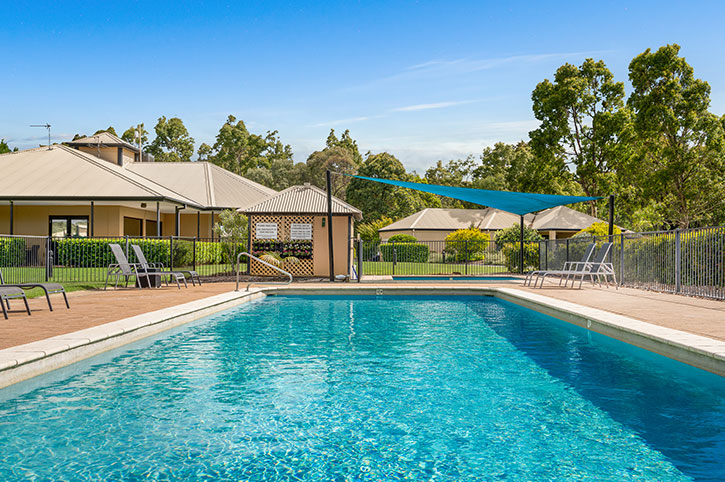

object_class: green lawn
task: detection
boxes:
[360,261,511,276]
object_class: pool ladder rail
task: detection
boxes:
[235,252,293,292]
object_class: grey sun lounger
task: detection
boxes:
[533,242,616,289]
[131,244,200,287]
[0,286,31,319]
[105,244,184,290]
[524,243,596,287]
[0,268,69,312]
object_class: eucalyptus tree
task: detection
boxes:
[530,58,630,216]
[628,44,725,228]
[146,116,195,162]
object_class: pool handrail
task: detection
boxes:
[235,252,293,292]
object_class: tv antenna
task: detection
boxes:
[30,123,52,150]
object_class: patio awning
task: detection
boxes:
[347,175,601,215]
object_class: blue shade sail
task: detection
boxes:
[347,175,601,215]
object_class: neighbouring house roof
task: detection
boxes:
[66,131,139,152]
[380,206,606,233]
[126,162,276,210]
[529,205,605,231]
[0,145,199,206]
[241,184,363,220]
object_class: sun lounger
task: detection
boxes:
[0,286,31,319]
[131,244,200,287]
[105,244,184,290]
[0,268,69,311]
[524,243,595,287]
[533,242,616,289]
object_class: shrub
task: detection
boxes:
[387,233,417,243]
[379,243,429,263]
[494,223,543,247]
[356,216,393,242]
[502,242,540,272]
[573,221,622,238]
[444,228,490,262]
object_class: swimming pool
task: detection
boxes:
[392,275,520,281]
[1,294,723,481]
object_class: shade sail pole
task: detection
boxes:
[608,195,615,242]
[519,215,524,275]
[327,170,335,281]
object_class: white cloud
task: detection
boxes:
[307,115,384,128]
[390,99,480,112]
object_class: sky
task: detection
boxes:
[2,0,724,173]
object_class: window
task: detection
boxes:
[123,217,143,237]
[49,216,89,238]
[145,220,162,237]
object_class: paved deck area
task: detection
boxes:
[0,280,723,350]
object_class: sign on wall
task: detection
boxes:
[290,223,313,240]
[255,222,278,239]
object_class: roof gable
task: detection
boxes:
[241,184,362,219]
[66,132,138,152]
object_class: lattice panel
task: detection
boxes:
[250,215,314,276]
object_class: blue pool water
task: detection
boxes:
[392,275,520,281]
[1,295,724,481]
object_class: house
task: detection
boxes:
[379,206,608,241]
[241,183,362,277]
[0,133,276,238]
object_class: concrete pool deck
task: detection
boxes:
[0,280,723,387]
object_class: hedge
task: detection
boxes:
[379,242,430,263]
[0,238,27,266]
[52,238,241,268]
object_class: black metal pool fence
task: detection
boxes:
[353,225,725,300]
[0,235,248,284]
[0,225,723,300]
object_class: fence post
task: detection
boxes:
[620,233,625,286]
[392,242,396,276]
[357,239,363,283]
[566,239,570,265]
[465,240,468,275]
[675,229,681,294]
[170,236,174,270]
[45,236,51,282]
[544,240,548,270]
[193,237,197,272]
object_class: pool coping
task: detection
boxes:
[0,284,723,389]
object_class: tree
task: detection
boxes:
[627,44,725,228]
[306,146,357,199]
[244,159,309,191]
[424,157,476,208]
[93,126,118,136]
[121,124,149,148]
[346,152,440,222]
[146,116,195,162]
[213,209,248,264]
[0,139,17,154]
[530,58,629,216]
[326,129,363,166]
[202,115,293,175]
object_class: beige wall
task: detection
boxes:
[0,204,214,238]
[313,215,352,277]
